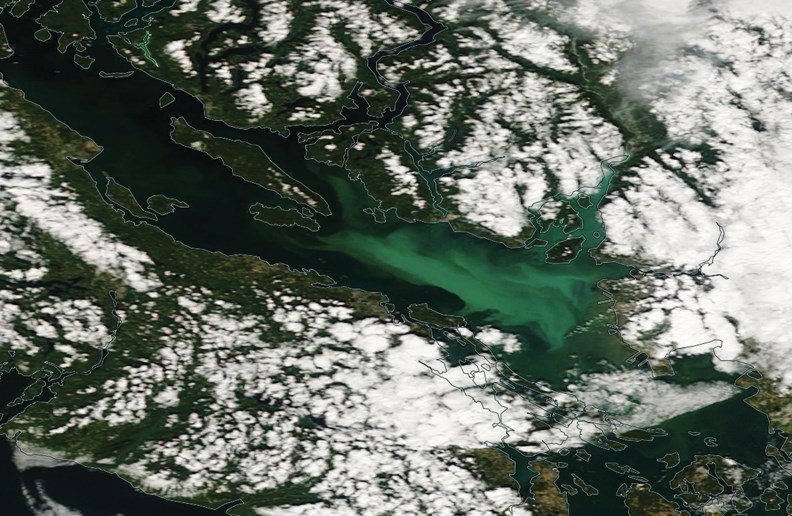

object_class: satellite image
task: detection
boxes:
[0,0,791,514]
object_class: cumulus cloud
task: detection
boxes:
[724,0,792,16]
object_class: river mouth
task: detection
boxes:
[0,6,633,384]
[1,3,784,514]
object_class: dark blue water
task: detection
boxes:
[0,437,237,515]
[0,2,782,514]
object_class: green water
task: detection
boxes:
[325,224,613,344]
[0,16,634,387]
[0,6,781,514]
[0,6,632,366]
[322,163,626,350]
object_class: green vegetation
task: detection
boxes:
[146,193,188,215]
[526,460,569,516]
[33,27,51,41]
[169,116,331,215]
[666,454,758,512]
[130,30,159,67]
[0,21,11,58]
[320,173,625,349]
[737,370,792,434]
[224,484,321,516]
[94,0,136,22]
[545,236,584,264]
[36,0,95,53]
[249,203,320,232]
[73,53,95,69]
[342,128,439,223]
[407,302,465,328]
[9,0,37,18]
[455,447,518,490]
[5,2,792,515]
[104,177,158,220]
[0,83,392,511]
[622,484,685,516]
[158,91,175,108]
[103,0,415,134]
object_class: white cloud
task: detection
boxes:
[0,109,160,292]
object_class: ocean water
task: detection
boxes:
[0,3,780,514]
[0,437,233,514]
[0,7,631,379]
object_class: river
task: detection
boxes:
[0,1,779,513]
